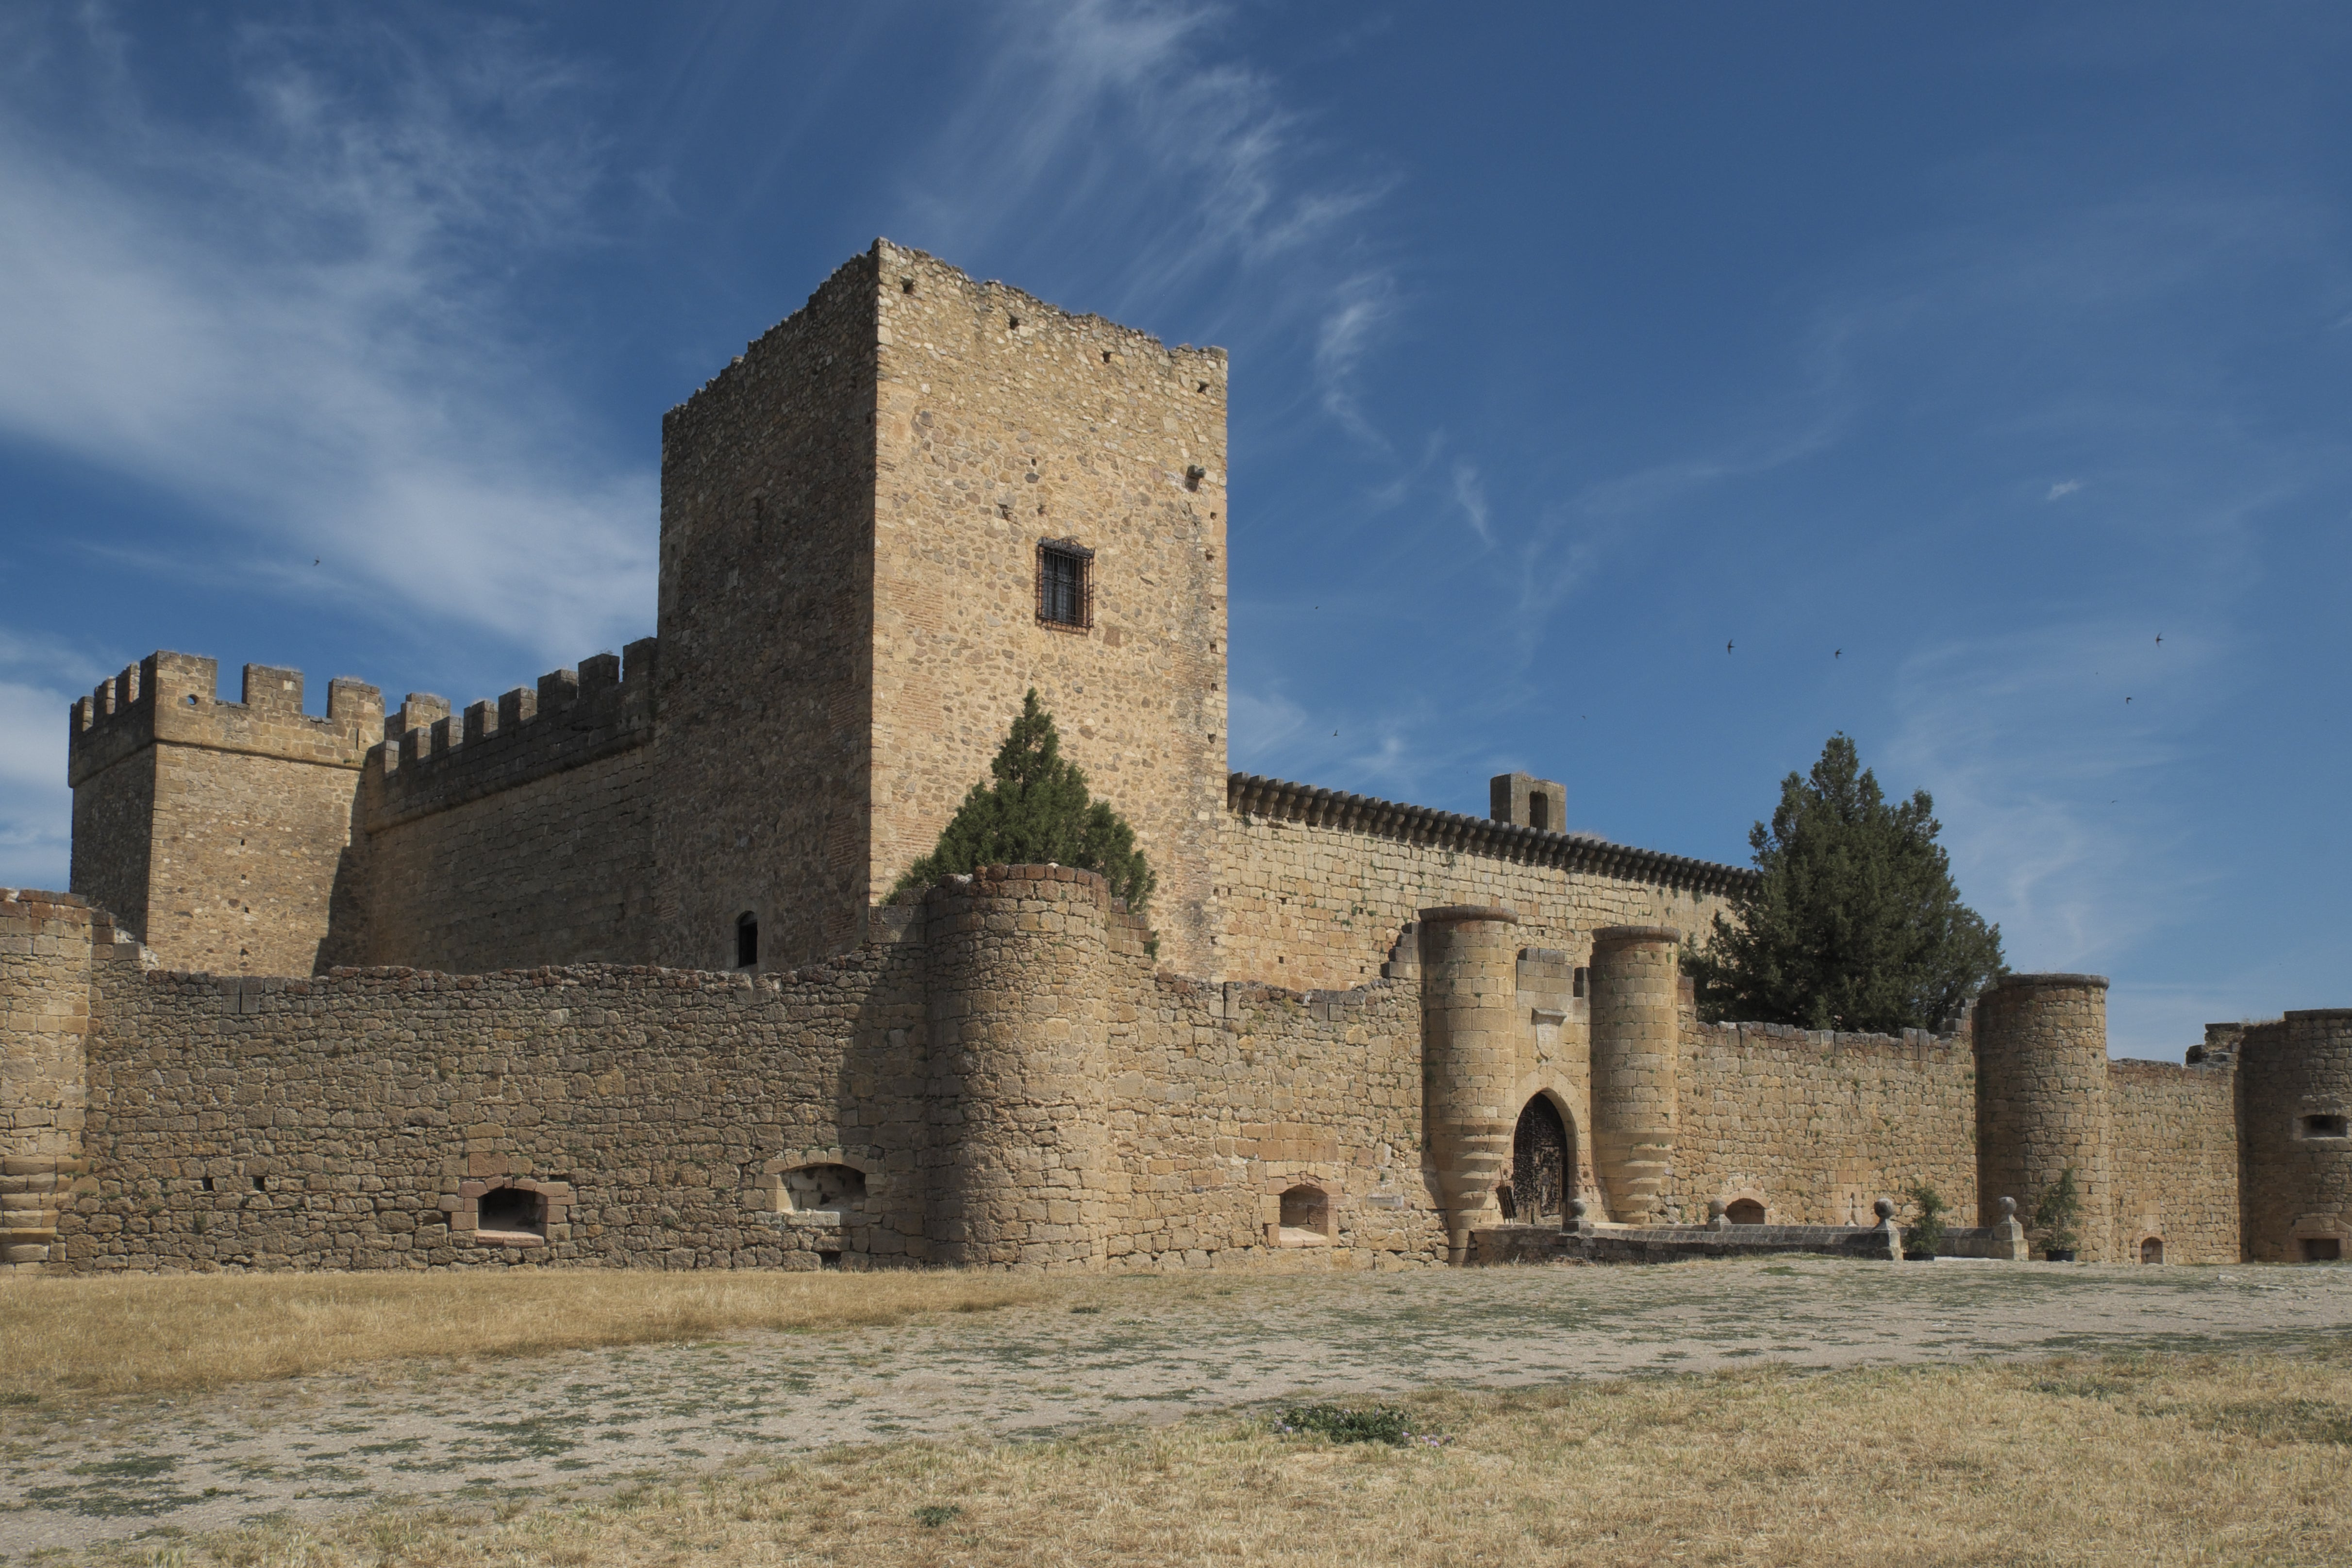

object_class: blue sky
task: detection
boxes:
[2,3,2347,1055]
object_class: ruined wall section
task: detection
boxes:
[653,249,884,973]
[1676,1018,1977,1228]
[68,654,380,976]
[869,242,1229,975]
[1219,776,1746,995]
[357,643,658,972]
[2107,1056,2239,1264]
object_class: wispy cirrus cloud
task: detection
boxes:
[894,1,1399,441]
[0,10,654,662]
[1884,621,2225,975]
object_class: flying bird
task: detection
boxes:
[1725,639,1734,654]
[2155,633,2163,646]
[312,558,320,566]
[1834,649,1842,659]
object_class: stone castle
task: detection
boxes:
[4,241,2346,1274]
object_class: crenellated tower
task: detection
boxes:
[68,653,380,975]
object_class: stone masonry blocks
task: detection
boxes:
[2238,1009,2352,1263]
[1976,973,2114,1261]
[1590,925,1682,1224]
[1418,905,1520,1265]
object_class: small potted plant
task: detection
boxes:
[1903,1183,1948,1261]
[2033,1166,2083,1262]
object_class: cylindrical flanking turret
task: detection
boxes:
[0,890,94,1271]
[1588,925,1682,1224]
[1975,973,2113,1261]
[924,865,1111,1269]
[1419,904,1520,1265]
[2238,1009,2352,1264]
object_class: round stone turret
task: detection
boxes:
[2237,1009,2352,1263]
[1418,904,1520,1265]
[923,865,1111,1268]
[1974,973,2112,1261]
[1588,925,1681,1224]
[0,890,94,1270]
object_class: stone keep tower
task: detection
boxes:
[654,240,1229,976]
[2237,1009,2352,1263]
[1975,973,2114,1261]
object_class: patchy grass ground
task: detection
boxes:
[59,1346,2352,1567]
[3,1260,2349,1564]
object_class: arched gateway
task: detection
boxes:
[1508,1095,1574,1225]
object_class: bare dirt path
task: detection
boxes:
[6,1258,2350,1560]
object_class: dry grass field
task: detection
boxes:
[86,1343,2352,1568]
[0,1269,1049,1403]
[7,1262,2350,1566]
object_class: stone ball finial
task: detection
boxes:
[1569,1198,1589,1220]
[1999,1195,2018,1219]
[1873,1197,1897,1221]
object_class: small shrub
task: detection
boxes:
[2033,1167,2084,1256]
[1269,1402,1445,1447]
[914,1504,962,1528]
[1904,1183,1948,1257]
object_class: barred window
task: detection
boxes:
[1036,538,1094,630]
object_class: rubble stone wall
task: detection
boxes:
[55,867,1448,1274]
[869,242,1230,976]
[2108,1057,2240,1264]
[1675,1018,1978,1229]
[357,645,660,973]
[2238,1010,2352,1263]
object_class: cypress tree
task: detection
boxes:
[890,689,1155,915]
[1688,734,2003,1033]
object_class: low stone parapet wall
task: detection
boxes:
[1471,1220,1903,1265]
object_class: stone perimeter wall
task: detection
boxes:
[2107,1057,2240,1265]
[12,869,2306,1276]
[1673,1018,1978,1228]
[53,867,1448,1274]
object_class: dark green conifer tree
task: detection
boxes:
[1688,734,2003,1033]
[890,689,1155,914]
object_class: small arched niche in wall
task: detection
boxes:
[1725,1198,1768,1227]
[2139,1235,2166,1264]
[779,1163,867,1215]
[1271,1183,1332,1247]
[455,1177,571,1248]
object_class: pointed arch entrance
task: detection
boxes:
[1508,1094,1574,1225]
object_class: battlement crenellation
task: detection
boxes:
[365,638,657,830]
[67,651,382,787]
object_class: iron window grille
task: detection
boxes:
[1036,537,1094,631]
